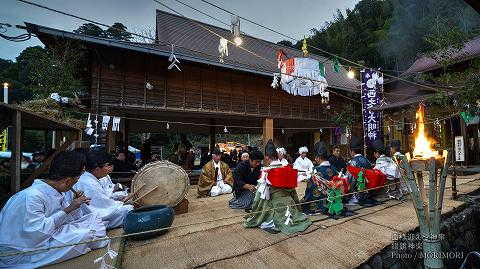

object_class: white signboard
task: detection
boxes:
[455,136,465,162]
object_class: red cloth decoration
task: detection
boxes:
[347,166,387,189]
[284,58,295,74]
[276,49,287,69]
[267,164,298,189]
[330,176,350,194]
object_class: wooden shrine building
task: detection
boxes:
[26,10,360,153]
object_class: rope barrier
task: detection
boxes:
[0,175,478,259]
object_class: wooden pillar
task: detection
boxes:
[10,111,21,194]
[209,119,216,152]
[460,117,468,166]
[106,120,115,153]
[262,118,273,143]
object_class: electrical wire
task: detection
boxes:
[17,0,365,102]
[197,0,458,94]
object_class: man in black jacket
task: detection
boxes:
[328,145,347,173]
[228,150,263,210]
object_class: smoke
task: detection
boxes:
[378,0,480,70]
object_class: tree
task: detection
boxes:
[105,23,132,41]
[73,23,104,37]
[277,40,293,47]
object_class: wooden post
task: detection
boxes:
[10,110,21,194]
[449,118,457,199]
[262,118,273,143]
[209,119,216,152]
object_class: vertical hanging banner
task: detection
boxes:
[360,69,384,147]
[0,129,7,151]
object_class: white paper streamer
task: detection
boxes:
[284,206,292,226]
[94,241,118,269]
[112,117,121,132]
[101,116,111,131]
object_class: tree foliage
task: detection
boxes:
[73,22,132,41]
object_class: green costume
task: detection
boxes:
[327,188,343,215]
[245,187,312,234]
[357,171,366,191]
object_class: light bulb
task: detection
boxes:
[233,36,243,46]
[347,69,355,79]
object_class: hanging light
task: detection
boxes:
[281,129,285,135]
[231,16,242,46]
[166,122,170,130]
[347,68,355,79]
[224,126,228,133]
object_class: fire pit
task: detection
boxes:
[396,104,450,269]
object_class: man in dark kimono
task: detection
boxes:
[346,137,375,206]
[228,150,263,210]
[302,143,336,215]
[328,145,347,173]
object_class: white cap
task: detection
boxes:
[276,147,286,155]
[299,146,308,154]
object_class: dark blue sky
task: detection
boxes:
[1,0,358,60]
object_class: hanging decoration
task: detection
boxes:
[94,241,118,269]
[145,82,154,90]
[93,114,99,144]
[276,50,287,69]
[0,129,7,152]
[301,37,308,56]
[223,126,228,133]
[168,45,181,71]
[231,16,243,46]
[101,116,111,131]
[166,122,170,130]
[332,57,340,73]
[112,117,121,132]
[271,73,280,88]
[360,69,384,147]
[275,55,329,98]
[218,37,229,63]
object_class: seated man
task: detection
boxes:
[245,140,311,234]
[197,148,234,197]
[0,151,107,268]
[74,150,133,229]
[99,175,129,201]
[228,150,263,210]
[302,144,337,215]
[293,146,314,182]
[373,139,400,199]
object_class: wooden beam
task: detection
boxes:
[262,118,273,143]
[10,110,21,194]
[22,139,74,189]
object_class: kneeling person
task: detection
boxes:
[197,148,233,197]
[0,151,108,268]
[75,151,133,229]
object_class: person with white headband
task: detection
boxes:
[276,147,289,166]
[293,146,314,182]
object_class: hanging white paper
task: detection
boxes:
[218,37,229,63]
[112,117,121,132]
[101,116,111,131]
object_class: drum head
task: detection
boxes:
[132,161,189,207]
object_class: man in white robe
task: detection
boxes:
[74,151,133,229]
[98,175,128,201]
[0,151,108,268]
[293,146,314,182]
[276,147,289,166]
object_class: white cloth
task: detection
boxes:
[293,156,314,182]
[213,161,223,181]
[101,116,110,131]
[257,160,286,200]
[0,180,107,269]
[111,117,121,132]
[210,181,232,197]
[374,155,399,180]
[74,172,133,229]
[98,176,128,201]
[279,158,289,166]
[280,57,328,97]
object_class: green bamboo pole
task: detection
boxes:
[424,157,443,269]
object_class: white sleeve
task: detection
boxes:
[24,194,69,238]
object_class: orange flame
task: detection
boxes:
[412,104,438,158]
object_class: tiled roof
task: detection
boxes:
[403,35,480,75]
[155,10,360,93]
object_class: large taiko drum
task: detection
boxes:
[131,161,189,207]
